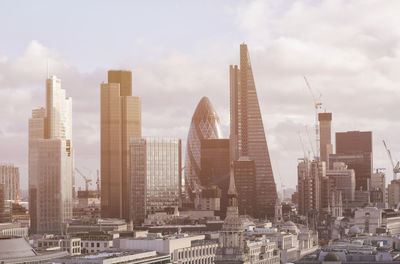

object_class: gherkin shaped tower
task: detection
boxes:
[185,97,223,199]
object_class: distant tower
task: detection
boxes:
[185,97,223,201]
[215,165,248,264]
[100,70,141,220]
[230,44,277,219]
[318,113,332,166]
[29,75,73,234]
[274,198,283,228]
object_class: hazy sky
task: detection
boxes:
[1,0,399,192]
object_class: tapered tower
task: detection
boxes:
[230,44,277,219]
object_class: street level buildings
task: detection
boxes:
[101,70,142,220]
[230,44,277,219]
[29,75,73,234]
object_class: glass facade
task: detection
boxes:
[29,75,73,234]
[130,137,181,225]
[184,97,223,200]
[230,44,277,219]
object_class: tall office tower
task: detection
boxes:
[0,164,20,201]
[199,139,230,217]
[130,137,181,225]
[29,75,73,234]
[326,162,355,201]
[101,70,141,220]
[318,113,333,165]
[333,131,373,191]
[185,97,223,201]
[0,184,11,223]
[297,160,325,216]
[233,157,256,217]
[230,44,277,218]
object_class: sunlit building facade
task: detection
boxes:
[230,44,277,218]
[184,97,223,200]
[100,70,142,220]
[29,75,73,234]
[130,137,181,225]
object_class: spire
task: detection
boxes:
[228,163,238,196]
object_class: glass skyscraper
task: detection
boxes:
[230,44,277,219]
[184,97,223,200]
[130,137,181,225]
[29,75,73,234]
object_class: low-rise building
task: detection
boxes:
[116,234,218,264]
[52,250,170,264]
[74,232,117,254]
[36,235,81,255]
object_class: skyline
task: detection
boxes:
[1,0,400,191]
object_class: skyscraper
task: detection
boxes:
[185,97,223,200]
[333,131,372,191]
[233,157,256,217]
[230,44,277,218]
[100,70,141,220]
[318,112,332,165]
[130,137,181,225]
[200,139,230,217]
[29,75,73,234]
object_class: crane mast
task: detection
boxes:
[383,140,400,180]
[303,76,322,161]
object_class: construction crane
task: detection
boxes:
[303,76,322,160]
[383,140,400,180]
[75,168,92,191]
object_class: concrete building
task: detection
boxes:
[200,139,230,217]
[297,160,326,216]
[74,232,116,254]
[354,207,382,235]
[116,234,217,264]
[101,70,141,220]
[0,164,19,202]
[388,179,400,208]
[0,236,68,263]
[230,44,277,219]
[327,162,355,202]
[52,250,170,264]
[318,113,333,165]
[36,235,81,255]
[0,222,28,237]
[29,75,73,234]
[334,131,373,191]
[185,97,223,202]
[66,218,127,234]
[130,137,181,225]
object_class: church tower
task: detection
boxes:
[274,198,283,228]
[215,164,249,264]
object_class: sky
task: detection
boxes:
[1,0,400,192]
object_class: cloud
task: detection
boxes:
[1,0,400,193]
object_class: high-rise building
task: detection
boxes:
[100,70,141,220]
[185,97,223,200]
[318,113,332,165]
[199,139,230,216]
[130,137,181,225]
[388,179,400,208]
[233,157,256,217]
[334,131,372,191]
[297,160,325,216]
[370,170,386,206]
[29,75,73,234]
[326,162,355,202]
[230,44,277,218]
[0,164,20,202]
